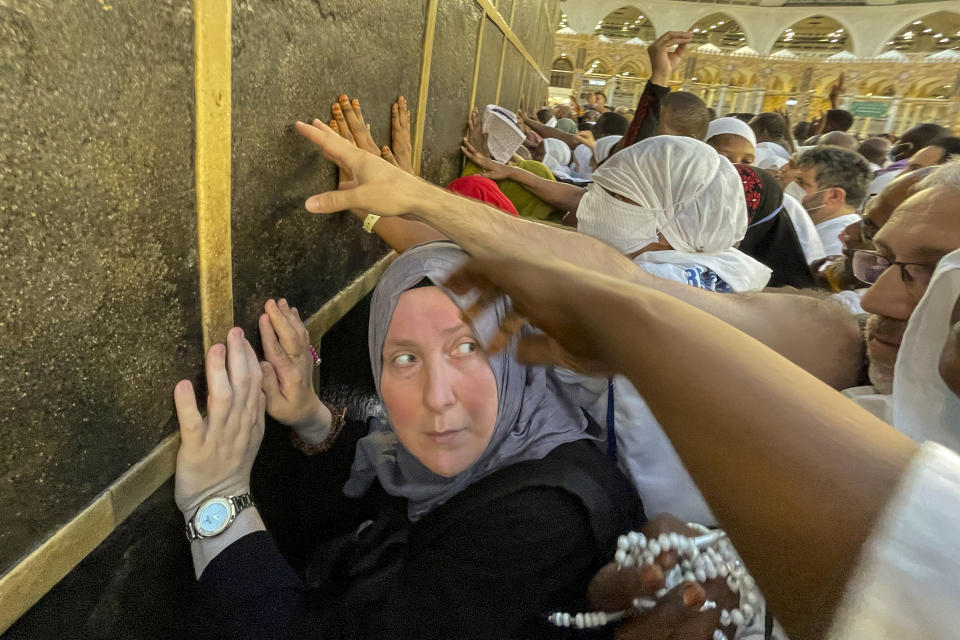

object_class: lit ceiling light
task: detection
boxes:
[913,20,922,25]
[923,28,932,33]
[718,21,725,25]
[693,28,700,33]
[830,38,838,43]
[887,41,894,44]
[941,38,950,43]
[710,25,717,29]
[934,33,943,38]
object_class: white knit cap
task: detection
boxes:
[706,117,757,147]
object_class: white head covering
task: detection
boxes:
[754,141,791,170]
[893,248,960,450]
[573,143,594,180]
[545,116,558,128]
[707,117,757,147]
[576,135,771,291]
[541,138,573,180]
[593,135,623,164]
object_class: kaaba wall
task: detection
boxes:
[0,0,557,636]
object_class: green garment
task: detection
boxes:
[462,160,561,221]
[556,118,578,134]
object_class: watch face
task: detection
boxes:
[195,498,232,536]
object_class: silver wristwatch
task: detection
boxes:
[185,493,254,541]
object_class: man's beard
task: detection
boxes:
[865,314,908,394]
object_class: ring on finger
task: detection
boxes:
[286,351,302,359]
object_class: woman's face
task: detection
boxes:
[708,134,755,165]
[380,286,499,477]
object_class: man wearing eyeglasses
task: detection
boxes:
[843,169,960,420]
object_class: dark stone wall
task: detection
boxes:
[0,0,201,573]
[2,0,554,636]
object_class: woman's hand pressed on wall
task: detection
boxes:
[174,328,266,519]
[259,298,332,444]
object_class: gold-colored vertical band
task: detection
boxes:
[474,0,548,84]
[194,0,234,349]
[493,1,517,103]
[468,9,487,109]
[411,0,441,176]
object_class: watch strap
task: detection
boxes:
[362,213,381,233]
[185,492,254,542]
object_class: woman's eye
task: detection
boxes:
[455,341,477,355]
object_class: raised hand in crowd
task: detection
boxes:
[648,31,693,87]
[258,298,331,444]
[828,72,845,110]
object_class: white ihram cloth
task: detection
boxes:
[892,248,960,450]
[576,135,771,292]
[753,141,791,169]
[844,248,960,437]
[593,135,623,164]
[816,213,861,256]
[782,193,827,265]
[827,442,960,639]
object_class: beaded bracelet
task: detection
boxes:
[547,528,759,639]
[289,401,347,455]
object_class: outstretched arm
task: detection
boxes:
[518,110,583,150]
[461,139,586,214]
[294,118,863,389]
[446,254,918,640]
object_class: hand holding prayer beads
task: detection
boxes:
[548,524,757,639]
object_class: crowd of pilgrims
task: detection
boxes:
[173,30,960,640]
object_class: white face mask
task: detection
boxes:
[801,188,831,213]
[784,181,807,203]
[575,185,659,254]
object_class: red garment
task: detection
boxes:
[446,175,519,217]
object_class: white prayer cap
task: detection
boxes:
[706,117,757,147]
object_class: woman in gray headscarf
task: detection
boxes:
[189,241,642,640]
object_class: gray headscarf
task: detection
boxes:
[343,242,592,520]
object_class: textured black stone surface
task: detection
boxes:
[499,45,526,111]
[420,0,484,184]
[4,0,554,630]
[0,0,201,573]
[229,0,427,333]
[5,296,380,640]
[474,17,505,111]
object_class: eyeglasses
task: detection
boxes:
[851,250,936,293]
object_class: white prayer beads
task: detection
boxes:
[545,527,761,637]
